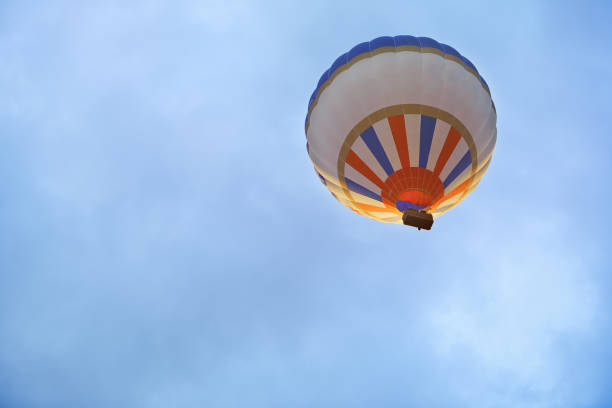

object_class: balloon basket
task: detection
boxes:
[402,209,434,230]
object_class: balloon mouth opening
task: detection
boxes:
[381,167,445,212]
[395,190,432,211]
[396,200,427,211]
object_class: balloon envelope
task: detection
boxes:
[305,36,496,224]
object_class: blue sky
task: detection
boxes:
[1,1,611,407]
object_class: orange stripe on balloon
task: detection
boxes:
[346,150,386,190]
[432,177,471,209]
[433,127,462,176]
[388,115,410,169]
[354,202,399,214]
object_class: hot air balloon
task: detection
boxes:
[305,36,496,230]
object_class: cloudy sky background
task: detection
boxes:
[1,1,611,407]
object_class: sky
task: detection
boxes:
[1,1,611,407]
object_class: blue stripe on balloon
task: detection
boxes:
[344,178,382,202]
[460,56,476,72]
[348,42,370,62]
[396,201,426,211]
[443,151,472,188]
[316,69,329,90]
[417,37,441,50]
[309,89,317,104]
[360,126,395,176]
[441,44,462,60]
[394,35,419,47]
[317,173,326,185]
[419,115,436,168]
[330,53,348,73]
[370,36,395,49]
[481,77,490,91]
